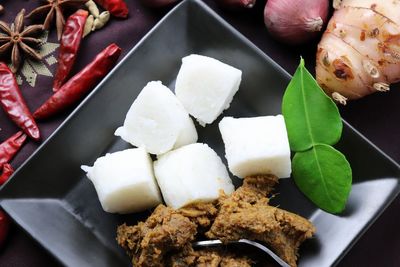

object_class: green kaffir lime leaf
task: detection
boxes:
[292,144,352,213]
[282,58,343,152]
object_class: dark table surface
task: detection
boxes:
[0,0,399,266]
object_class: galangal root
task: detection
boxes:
[316,0,400,104]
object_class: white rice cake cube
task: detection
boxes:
[219,115,291,178]
[175,54,242,126]
[154,143,234,209]
[115,81,197,155]
[81,147,162,214]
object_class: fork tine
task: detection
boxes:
[238,239,291,267]
[192,239,291,267]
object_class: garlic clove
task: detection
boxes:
[83,15,94,38]
[85,0,100,18]
[92,11,110,31]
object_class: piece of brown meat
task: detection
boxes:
[206,174,316,267]
[168,245,252,267]
[117,174,315,267]
[117,201,251,267]
[178,201,219,231]
[116,205,197,267]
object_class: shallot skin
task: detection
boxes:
[264,0,329,45]
[316,0,400,102]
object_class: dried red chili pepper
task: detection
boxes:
[0,131,27,169]
[53,9,88,92]
[0,63,40,141]
[94,0,129,18]
[34,44,121,120]
[0,209,10,248]
[0,163,14,185]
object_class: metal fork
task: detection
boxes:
[193,239,291,267]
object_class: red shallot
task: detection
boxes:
[264,0,329,45]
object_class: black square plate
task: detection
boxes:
[1,0,399,266]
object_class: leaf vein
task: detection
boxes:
[312,146,335,208]
[300,64,315,147]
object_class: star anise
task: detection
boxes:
[0,9,44,73]
[26,0,88,40]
